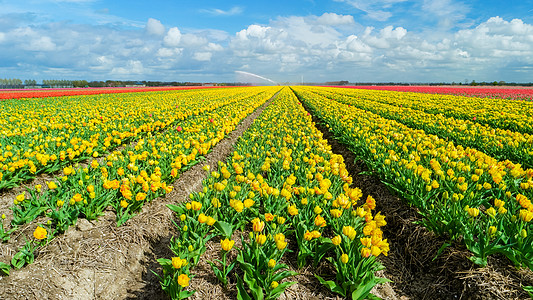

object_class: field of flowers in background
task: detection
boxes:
[0,86,221,100]
[337,85,533,101]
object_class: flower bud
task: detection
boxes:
[341,253,349,264]
[488,226,497,236]
[268,259,276,269]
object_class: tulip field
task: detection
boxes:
[0,86,217,100]
[336,85,533,101]
[1,85,533,299]
[293,85,533,268]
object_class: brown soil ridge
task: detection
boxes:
[294,88,533,300]
[0,90,280,300]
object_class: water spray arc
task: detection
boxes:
[235,71,277,85]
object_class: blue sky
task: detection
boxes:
[1,0,532,83]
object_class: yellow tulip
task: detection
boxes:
[268,259,276,269]
[342,226,357,240]
[220,238,235,251]
[33,226,47,240]
[256,234,267,245]
[177,274,190,287]
[341,253,349,264]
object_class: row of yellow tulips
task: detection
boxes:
[326,87,533,134]
[0,88,254,189]
[292,86,533,269]
[301,86,533,168]
[0,87,279,275]
[159,87,389,300]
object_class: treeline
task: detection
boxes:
[0,79,249,89]
[0,79,81,88]
[0,78,23,88]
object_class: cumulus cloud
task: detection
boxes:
[193,52,212,61]
[164,27,182,47]
[344,35,372,53]
[180,34,208,47]
[157,47,181,58]
[236,24,271,40]
[205,42,224,51]
[89,55,112,71]
[29,36,56,51]
[111,60,144,75]
[146,18,165,36]
[316,13,355,26]
[453,17,533,60]
[270,16,345,46]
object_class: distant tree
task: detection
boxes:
[72,80,89,87]
[88,81,106,87]
[0,78,23,88]
[24,79,37,86]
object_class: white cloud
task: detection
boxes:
[29,36,56,51]
[482,17,533,35]
[180,34,208,47]
[157,47,181,58]
[205,42,224,52]
[0,11,532,83]
[316,13,355,26]
[344,35,372,53]
[193,52,212,61]
[336,0,407,21]
[164,27,181,47]
[421,0,470,29]
[146,18,165,36]
[271,16,344,46]
[201,6,243,16]
[453,16,533,59]
[96,55,111,65]
[381,25,407,39]
[111,60,144,75]
[236,25,271,40]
